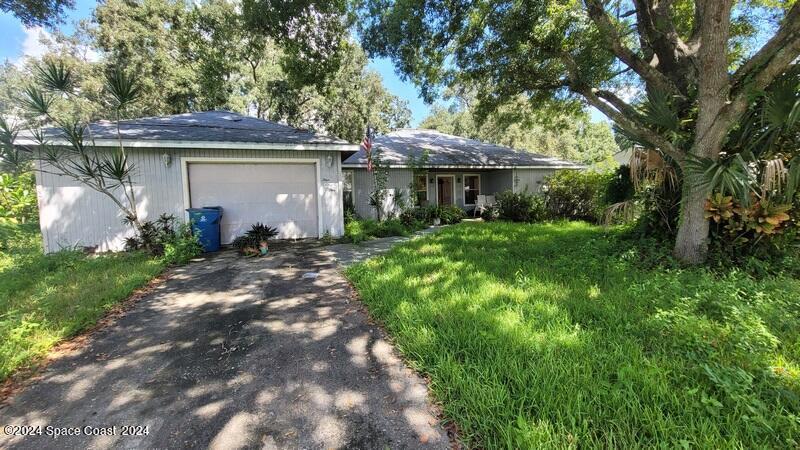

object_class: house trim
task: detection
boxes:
[462,173,481,206]
[180,156,325,238]
[14,137,358,152]
[435,174,456,207]
[341,164,583,170]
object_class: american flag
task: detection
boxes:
[361,125,373,172]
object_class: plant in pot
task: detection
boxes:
[431,207,442,226]
[232,235,259,256]
[246,223,278,255]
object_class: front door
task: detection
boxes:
[437,176,454,206]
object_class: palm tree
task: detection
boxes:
[11,60,146,232]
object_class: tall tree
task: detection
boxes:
[1,0,73,27]
[420,93,619,166]
[358,0,800,264]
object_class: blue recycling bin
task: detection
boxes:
[186,207,223,252]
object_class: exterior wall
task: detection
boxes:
[35,148,343,253]
[349,168,539,216]
[350,168,413,219]
[482,170,514,196]
[513,168,559,194]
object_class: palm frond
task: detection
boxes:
[58,121,87,152]
[101,150,135,185]
[640,89,681,136]
[35,60,76,94]
[105,67,142,109]
[761,158,786,194]
[683,153,755,205]
[20,85,54,116]
[603,200,638,225]
[783,156,800,202]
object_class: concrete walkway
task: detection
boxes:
[0,242,448,449]
[323,226,442,267]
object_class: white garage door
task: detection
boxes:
[188,163,318,243]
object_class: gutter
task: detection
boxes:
[13,138,359,152]
[340,163,586,170]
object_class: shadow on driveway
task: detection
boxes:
[0,243,448,449]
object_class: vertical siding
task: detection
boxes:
[483,170,513,196]
[513,168,557,194]
[36,147,343,253]
[351,168,413,219]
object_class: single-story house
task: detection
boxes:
[21,111,358,253]
[21,111,582,253]
[341,129,584,219]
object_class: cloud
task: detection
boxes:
[17,26,52,64]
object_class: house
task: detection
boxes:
[341,129,584,219]
[22,111,358,253]
[22,112,583,253]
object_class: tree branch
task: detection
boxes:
[704,3,800,150]
[583,0,679,94]
[560,53,681,160]
[731,3,800,90]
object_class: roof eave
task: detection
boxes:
[13,138,358,152]
[341,163,585,170]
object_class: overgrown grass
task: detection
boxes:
[344,217,427,244]
[0,222,165,380]
[346,221,800,448]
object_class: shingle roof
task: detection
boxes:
[35,110,351,146]
[342,129,583,168]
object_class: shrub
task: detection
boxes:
[495,190,546,223]
[124,214,201,264]
[543,170,611,222]
[400,206,436,226]
[161,223,202,265]
[705,193,799,275]
[344,218,372,244]
[605,164,635,204]
[231,223,280,255]
[0,173,37,223]
[480,204,500,221]
[436,205,466,224]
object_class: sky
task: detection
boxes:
[0,0,606,126]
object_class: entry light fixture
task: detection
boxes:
[325,154,334,168]
[456,176,461,183]
[161,153,172,167]
[429,176,435,183]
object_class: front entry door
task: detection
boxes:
[437,176,454,206]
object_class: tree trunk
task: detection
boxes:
[672,0,733,265]
[673,178,710,264]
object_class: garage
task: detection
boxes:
[186,161,320,243]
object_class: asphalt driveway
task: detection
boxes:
[0,242,448,449]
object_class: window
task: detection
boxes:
[343,170,354,212]
[464,174,480,205]
[414,173,428,205]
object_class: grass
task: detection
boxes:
[346,221,800,448]
[0,222,165,380]
[344,217,428,244]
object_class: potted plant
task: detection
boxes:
[246,223,278,255]
[431,207,442,226]
[232,235,259,256]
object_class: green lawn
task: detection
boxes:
[346,221,800,448]
[0,222,165,380]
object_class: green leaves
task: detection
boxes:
[684,154,755,205]
[104,67,142,110]
[20,85,53,116]
[35,60,76,94]
[101,150,135,186]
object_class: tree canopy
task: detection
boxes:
[357,0,800,263]
[420,91,619,167]
[1,0,410,143]
[1,0,74,27]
